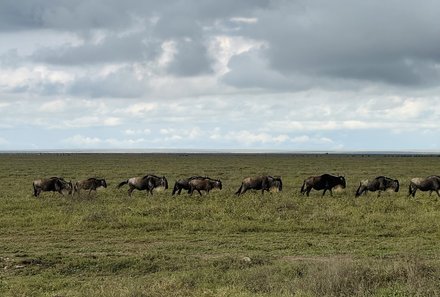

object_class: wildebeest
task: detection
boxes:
[408,175,440,198]
[172,176,207,195]
[355,176,399,197]
[74,178,107,196]
[188,177,222,196]
[32,177,73,197]
[235,175,283,196]
[117,175,168,196]
[300,174,346,197]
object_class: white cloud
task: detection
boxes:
[63,134,146,148]
[63,135,101,146]
[121,102,158,116]
[223,130,290,145]
[124,128,151,135]
[39,99,67,112]
[62,116,121,128]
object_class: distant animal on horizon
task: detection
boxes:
[355,176,399,197]
[300,174,346,197]
[172,176,208,195]
[33,177,73,197]
[117,175,168,196]
[188,177,222,196]
[408,175,440,198]
[235,175,283,196]
[74,178,107,196]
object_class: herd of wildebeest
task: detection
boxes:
[31,173,440,199]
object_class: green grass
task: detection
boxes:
[1,153,440,296]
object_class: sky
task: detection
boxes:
[0,0,439,152]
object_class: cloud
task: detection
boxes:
[244,1,440,87]
[62,116,121,128]
[38,99,67,112]
[68,66,148,98]
[2,1,440,151]
[62,134,146,148]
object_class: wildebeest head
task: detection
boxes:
[392,179,399,192]
[161,176,169,189]
[339,176,346,188]
[270,176,283,192]
[59,179,73,195]
[213,179,222,190]
[100,179,107,188]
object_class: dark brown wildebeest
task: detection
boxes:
[188,177,222,196]
[117,175,168,196]
[32,177,73,197]
[74,178,107,196]
[172,176,207,195]
[300,174,346,197]
[235,175,283,196]
[355,176,399,197]
[408,175,440,198]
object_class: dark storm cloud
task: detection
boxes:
[166,38,214,77]
[3,0,440,87]
[32,32,161,65]
[237,0,440,87]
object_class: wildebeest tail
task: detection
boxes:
[235,184,243,196]
[32,181,38,197]
[277,178,283,191]
[117,180,129,188]
[300,180,306,194]
[408,183,414,197]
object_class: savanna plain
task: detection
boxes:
[1,153,440,297]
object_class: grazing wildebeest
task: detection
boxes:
[355,176,399,197]
[408,175,440,198]
[300,174,346,197]
[74,178,107,196]
[172,176,207,195]
[235,175,283,196]
[117,175,168,196]
[188,177,222,196]
[32,177,73,197]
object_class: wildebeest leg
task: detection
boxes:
[306,187,311,197]
[377,191,381,197]
[435,190,440,197]
[329,189,333,196]
[322,189,327,196]
[238,186,248,196]
[128,186,134,197]
[197,189,202,196]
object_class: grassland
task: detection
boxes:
[1,153,440,297]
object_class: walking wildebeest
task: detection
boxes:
[188,177,222,196]
[235,175,283,196]
[117,175,168,196]
[33,177,73,197]
[355,176,399,197]
[408,175,440,198]
[172,176,207,195]
[300,174,346,197]
[74,178,107,196]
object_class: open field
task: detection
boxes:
[1,153,440,297]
